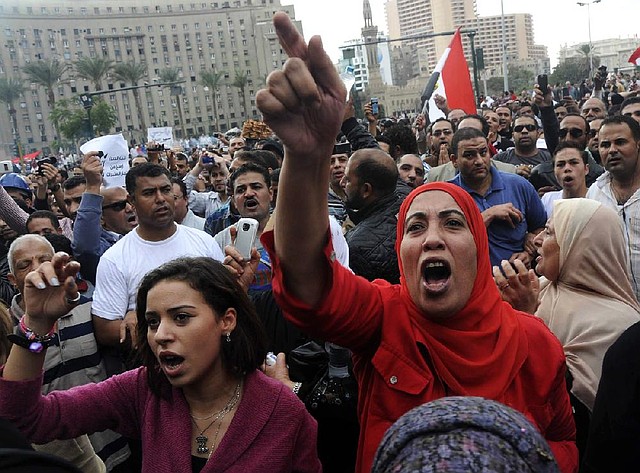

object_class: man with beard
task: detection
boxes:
[183,152,230,218]
[341,148,405,283]
[91,163,224,348]
[214,163,273,293]
[587,115,640,301]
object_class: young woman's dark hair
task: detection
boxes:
[135,257,268,396]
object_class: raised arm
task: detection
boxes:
[256,13,346,307]
[3,252,80,381]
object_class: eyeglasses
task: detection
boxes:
[513,124,537,132]
[102,200,128,212]
[559,128,585,139]
[432,129,453,137]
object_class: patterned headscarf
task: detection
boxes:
[372,396,560,473]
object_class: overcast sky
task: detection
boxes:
[287,0,639,68]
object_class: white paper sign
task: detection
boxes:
[147,127,174,149]
[80,134,130,188]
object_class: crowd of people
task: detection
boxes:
[0,11,639,473]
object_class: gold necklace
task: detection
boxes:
[191,381,241,455]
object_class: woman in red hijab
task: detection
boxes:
[257,12,577,473]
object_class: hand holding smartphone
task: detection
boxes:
[537,74,548,94]
[371,97,379,115]
[233,218,259,261]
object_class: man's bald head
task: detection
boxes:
[348,148,398,197]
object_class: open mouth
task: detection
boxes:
[244,198,259,210]
[159,353,185,375]
[562,176,574,185]
[127,214,138,224]
[422,260,452,295]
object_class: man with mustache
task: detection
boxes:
[91,163,224,348]
[214,162,274,293]
[587,115,640,301]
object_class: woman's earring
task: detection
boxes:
[226,332,231,343]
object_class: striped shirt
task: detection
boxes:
[10,295,130,471]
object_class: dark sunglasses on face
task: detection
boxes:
[559,128,585,139]
[432,129,453,137]
[102,200,128,212]
[513,124,537,133]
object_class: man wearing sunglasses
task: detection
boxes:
[494,116,552,179]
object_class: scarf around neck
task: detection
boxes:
[394,182,528,398]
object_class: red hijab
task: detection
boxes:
[395,182,528,398]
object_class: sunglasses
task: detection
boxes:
[102,200,128,212]
[432,129,453,137]
[513,124,537,132]
[559,128,585,139]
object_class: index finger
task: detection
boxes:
[274,12,308,60]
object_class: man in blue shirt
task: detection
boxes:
[448,128,546,267]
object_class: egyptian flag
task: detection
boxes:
[628,45,640,66]
[422,28,477,122]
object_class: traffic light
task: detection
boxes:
[476,48,485,70]
[10,142,18,157]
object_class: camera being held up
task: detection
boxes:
[35,156,57,175]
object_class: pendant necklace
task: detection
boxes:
[191,380,242,455]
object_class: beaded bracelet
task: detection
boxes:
[9,315,57,353]
[292,382,302,395]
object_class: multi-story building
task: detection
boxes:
[462,13,549,77]
[384,1,548,80]
[0,0,301,157]
[388,0,477,72]
[559,37,640,74]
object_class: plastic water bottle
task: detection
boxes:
[339,65,356,102]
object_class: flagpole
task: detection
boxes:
[501,0,509,93]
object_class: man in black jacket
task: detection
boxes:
[341,148,406,283]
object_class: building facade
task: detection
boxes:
[0,0,301,157]
[559,37,640,74]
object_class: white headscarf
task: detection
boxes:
[537,198,640,411]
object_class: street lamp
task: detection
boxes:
[577,0,602,79]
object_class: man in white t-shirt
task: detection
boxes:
[92,163,224,347]
[541,142,589,217]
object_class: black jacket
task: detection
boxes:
[345,189,406,284]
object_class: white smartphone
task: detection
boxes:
[234,218,258,261]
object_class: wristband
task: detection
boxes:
[7,333,55,353]
[18,315,56,344]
